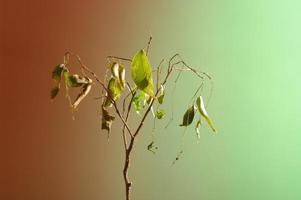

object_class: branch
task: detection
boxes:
[64,52,133,136]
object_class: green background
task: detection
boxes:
[2,0,301,199]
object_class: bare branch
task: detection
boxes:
[107,56,132,62]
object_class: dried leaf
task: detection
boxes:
[72,80,92,109]
[101,107,115,138]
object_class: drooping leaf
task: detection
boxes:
[180,105,196,126]
[64,73,90,88]
[72,80,92,109]
[196,96,216,132]
[195,119,202,143]
[52,64,65,83]
[110,62,119,78]
[50,86,60,99]
[101,107,115,138]
[131,49,154,96]
[156,109,165,119]
[147,141,158,154]
[50,64,65,99]
[158,85,165,104]
[110,62,126,88]
[104,77,124,107]
[118,64,126,88]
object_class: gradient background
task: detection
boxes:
[1,0,301,200]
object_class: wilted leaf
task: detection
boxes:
[104,77,124,107]
[118,64,126,88]
[50,86,60,99]
[51,64,65,99]
[195,119,202,143]
[110,62,126,88]
[196,96,216,132]
[101,107,115,138]
[52,64,65,83]
[65,73,90,88]
[156,109,165,119]
[147,141,158,154]
[72,80,92,109]
[180,105,196,126]
[158,85,165,104]
[131,49,154,97]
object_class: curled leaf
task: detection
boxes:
[155,109,165,119]
[72,79,92,109]
[104,77,124,107]
[65,73,90,88]
[101,107,115,138]
[180,105,196,126]
[110,62,126,88]
[196,96,216,132]
[131,49,154,97]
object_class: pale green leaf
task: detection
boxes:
[132,95,141,114]
[196,96,216,132]
[195,119,202,143]
[104,77,123,107]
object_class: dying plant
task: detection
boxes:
[50,37,217,200]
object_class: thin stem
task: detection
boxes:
[107,56,132,62]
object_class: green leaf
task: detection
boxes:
[101,107,115,138]
[180,105,196,126]
[52,64,65,83]
[158,94,164,104]
[72,81,92,109]
[156,109,165,119]
[104,77,124,107]
[51,64,66,99]
[196,96,216,132]
[131,49,154,97]
[132,95,141,114]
